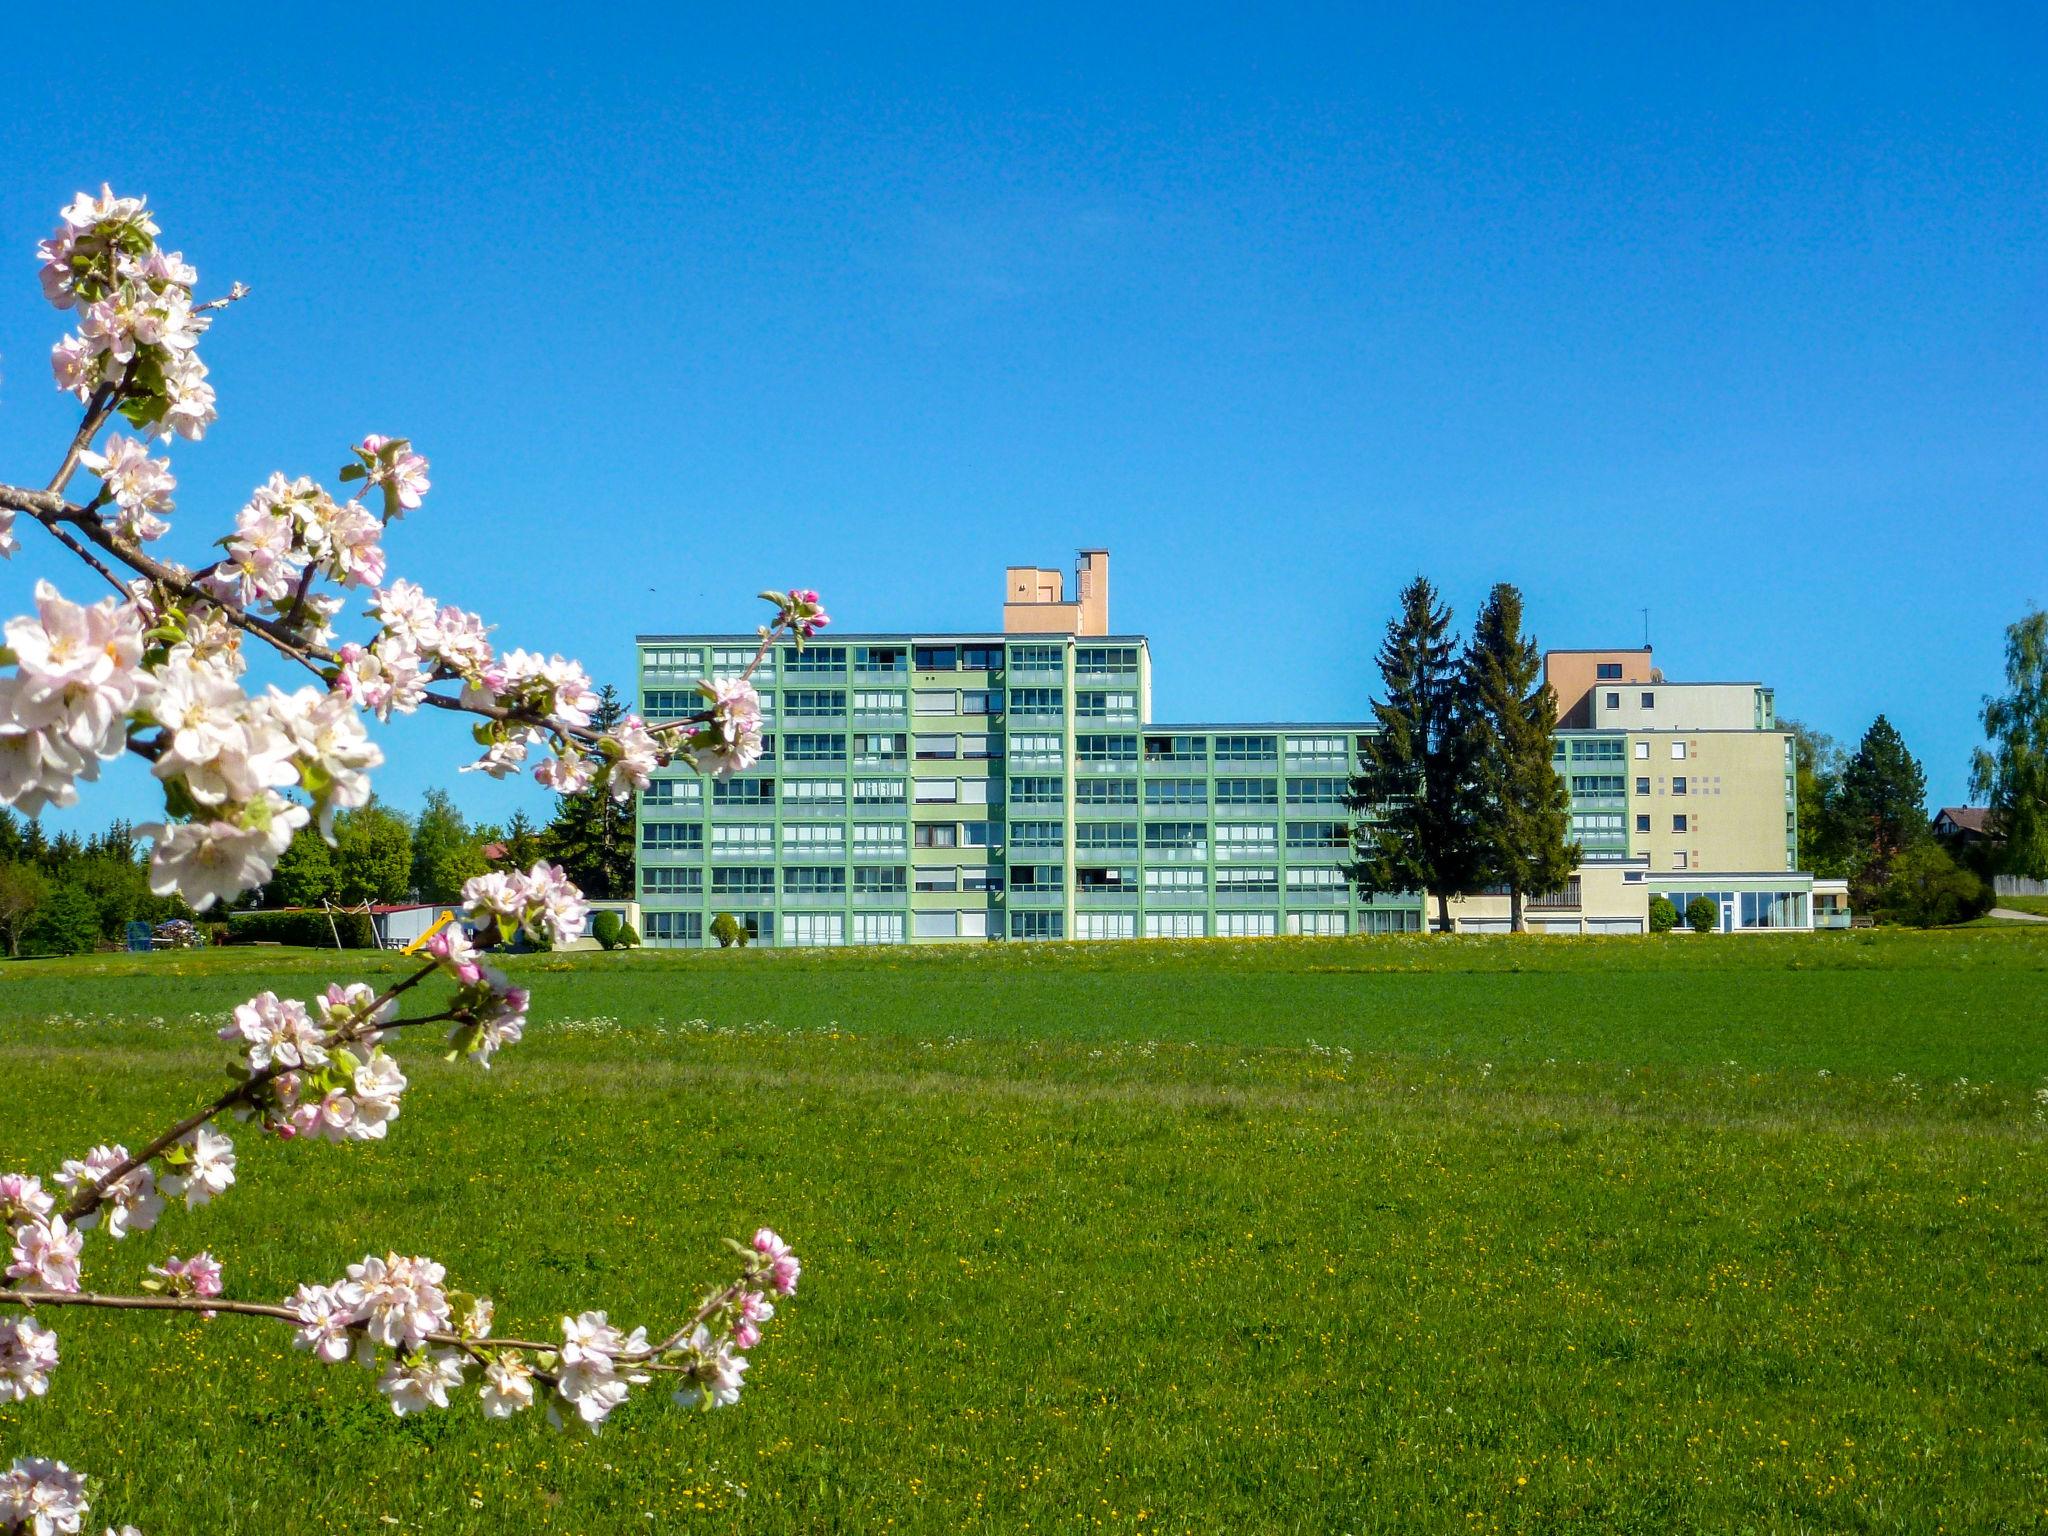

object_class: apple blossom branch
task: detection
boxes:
[1,185,814,1534]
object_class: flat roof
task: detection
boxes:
[636,632,1152,645]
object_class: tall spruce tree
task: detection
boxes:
[543,685,635,899]
[1461,584,1577,931]
[1838,714,1927,905]
[1347,577,1484,931]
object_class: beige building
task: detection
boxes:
[1441,644,1812,934]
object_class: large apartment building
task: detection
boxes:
[634,550,1818,945]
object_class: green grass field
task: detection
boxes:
[4,931,2047,1533]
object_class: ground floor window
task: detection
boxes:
[1077,913,1136,940]
[1357,908,1422,934]
[643,910,702,944]
[851,913,904,945]
[1145,913,1204,938]
[1011,911,1064,940]
[783,913,844,948]
[1286,912,1347,936]
[1215,912,1277,937]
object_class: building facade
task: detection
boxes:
[635,555,1815,945]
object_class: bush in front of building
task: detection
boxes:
[592,911,624,950]
[711,912,749,948]
[1873,843,1992,928]
[1685,896,1719,934]
[1648,896,1679,934]
[619,922,641,948]
[226,909,378,948]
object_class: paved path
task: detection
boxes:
[1989,907,2048,923]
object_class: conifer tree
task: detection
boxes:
[1460,583,1577,931]
[1838,714,1927,905]
[543,684,636,899]
[1347,577,1484,931]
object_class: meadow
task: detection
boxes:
[3,930,2046,1533]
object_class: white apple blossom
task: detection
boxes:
[346,1054,408,1141]
[6,1216,83,1293]
[672,1324,749,1410]
[333,636,430,720]
[315,981,395,1042]
[3,580,148,762]
[533,751,595,794]
[681,675,763,778]
[220,991,327,1071]
[262,684,382,834]
[142,791,306,909]
[0,1455,90,1536]
[0,1318,60,1404]
[0,1173,56,1225]
[480,1355,535,1418]
[0,713,85,817]
[346,1253,452,1352]
[379,1350,466,1416]
[460,861,587,947]
[286,1281,363,1364]
[599,714,661,798]
[461,729,537,779]
[78,433,175,541]
[350,435,432,518]
[160,1126,236,1209]
[53,1145,162,1239]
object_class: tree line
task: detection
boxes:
[0,685,640,955]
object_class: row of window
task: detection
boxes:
[643,642,1143,676]
[643,862,1362,897]
[1008,777,1347,806]
[642,907,1409,945]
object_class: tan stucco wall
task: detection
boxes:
[1628,730,1793,874]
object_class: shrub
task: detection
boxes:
[1685,896,1719,934]
[205,922,231,948]
[1874,843,1991,928]
[1648,895,1679,934]
[620,922,641,948]
[711,912,748,948]
[227,909,378,948]
[592,910,623,950]
[25,882,103,955]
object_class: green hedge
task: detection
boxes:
[227,909,378,949]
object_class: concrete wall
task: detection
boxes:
[1591,683,1769,732]
[1627,729,1795,874]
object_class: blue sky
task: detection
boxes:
[1,1,2043,831]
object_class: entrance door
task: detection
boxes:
[1720,899,1736,934]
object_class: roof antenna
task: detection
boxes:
[1641,607,1651,649]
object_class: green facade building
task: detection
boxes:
[635,552,1818,945]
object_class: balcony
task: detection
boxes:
[852,890,907,908]
[1814,909,1853,930]
[1077,760,1138,776]
[1074,669,1139,687]
[1008,886,1065,907]
[1140,845,1207,862]
[779,800,849,819]
[1284,888,1350,906]
[1143,886,1208,905]
[1212,801,1281,819]
[1076,888,1139,907]
[1141,799,1207,817]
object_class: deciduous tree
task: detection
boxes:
[1971,608,2048,879]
